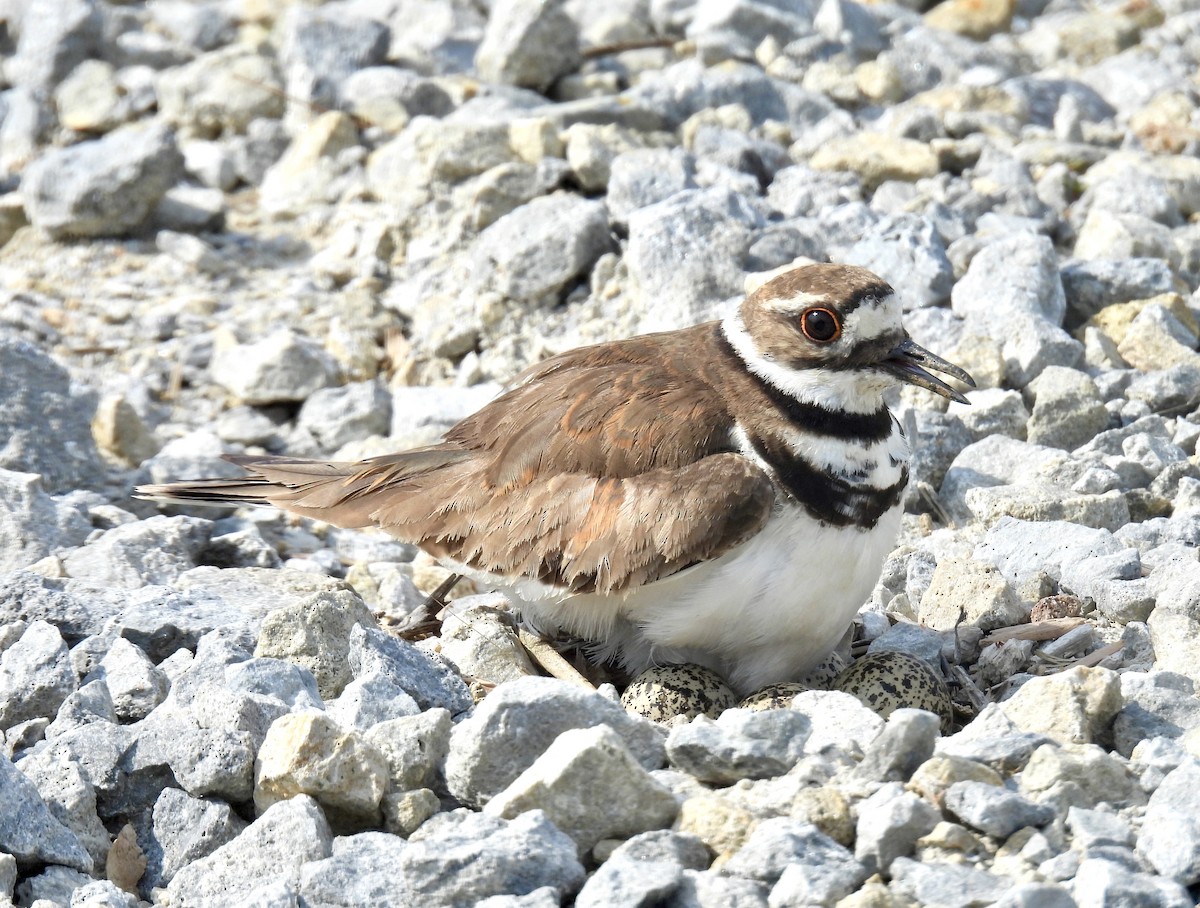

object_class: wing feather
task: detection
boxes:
[369,452,775,595]
[137,323,773,594]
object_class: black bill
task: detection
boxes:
[881,337,976,404]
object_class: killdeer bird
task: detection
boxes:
[139,264,973,694]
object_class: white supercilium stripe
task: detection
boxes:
[759,290,829,315]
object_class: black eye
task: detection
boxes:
[801,307,841,343]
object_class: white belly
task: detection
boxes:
[494,502,904,696]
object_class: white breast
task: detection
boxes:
[501,499,904,696]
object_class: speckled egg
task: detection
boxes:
[833,651,953,729]
[797,651,846,689]
[738,681,811,711]
[620,663,738,723]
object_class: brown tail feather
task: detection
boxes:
[134,447,474,529]
[133,477,282,509]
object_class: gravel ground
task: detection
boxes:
[3,0,1200,905]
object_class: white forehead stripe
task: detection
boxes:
[840,291,903,347]
[760,290,829,315]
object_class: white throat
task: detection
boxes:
[720,314,891,415]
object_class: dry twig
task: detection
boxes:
[981,617,1086,645]
[392,572,461,640]
[1070,640,1124,668]
[517,627,596,689]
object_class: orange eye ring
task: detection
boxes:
[800,307,841,343]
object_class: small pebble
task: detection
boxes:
[1030,595,1086,622]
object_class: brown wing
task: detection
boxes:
[373,325,776,592]
[138,324,777,593]
[369,452,775,594]
[443,323,735,484]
